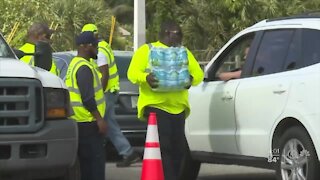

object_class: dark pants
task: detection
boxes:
[144,107,188,180]
[77,122,105,180]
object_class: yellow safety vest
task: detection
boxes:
[65,56,106,122]
[98,40,120,93]
[19,43,59,76]
[89,58,102,80]
[127,41,204,120]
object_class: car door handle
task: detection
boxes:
[222,95,233,101]
[273,90,286,94]
[273,84,287,94]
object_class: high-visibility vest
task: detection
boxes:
[89,58,102,80]
[65,56,106,122]
[19,43,60,76]
[98,40,119,93]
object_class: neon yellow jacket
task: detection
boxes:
[19,43,59,76]
[127,41,204,120]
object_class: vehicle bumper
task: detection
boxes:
[0,119,78,175]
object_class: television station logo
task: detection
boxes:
[267,148,310,163]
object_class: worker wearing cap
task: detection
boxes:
[81,23,141,167]
[65,31,107,180]
[19,22,59,76]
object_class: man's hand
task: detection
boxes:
[91,111,107,134]
[218,70,242,81]
[146,73,159,88]
[96,118,107,135]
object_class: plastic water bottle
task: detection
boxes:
[178,68,190,87]
[164,48,176,67]
[178,68,189,80]
[167,69,179,81]
[149,46,190,91]
[177,47,188,66]
[152,67,166,81]
[150,47,165,67]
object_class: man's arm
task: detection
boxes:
[186,49,204,86]
[96,51,109,91]
[218,70,242,81]
[99,64,109,91]
[127,44,150,85]
[76,65,106,134]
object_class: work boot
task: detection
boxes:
[116,151,141,167]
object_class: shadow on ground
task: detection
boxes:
[198,172,276,180]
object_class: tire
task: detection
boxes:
[59,157,81,180]
[276,126,320,180]
[178,149,201,180]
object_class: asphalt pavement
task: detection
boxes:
[106,162,276,180]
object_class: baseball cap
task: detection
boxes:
[81,24,98,33]
[76,31,98,46]
[28,22,54,37]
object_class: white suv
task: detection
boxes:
[183,16,320,180]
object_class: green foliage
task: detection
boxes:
[112,4,133,24]
[1,0,113,51]
[146,0,179,41]
[114,0,318,61]
[3,0,320,58]
[50,0,111,51]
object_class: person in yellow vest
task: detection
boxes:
[127,19,204,180]
[65,31,107,180]
[81,24,141,167]
[19,22,59,76]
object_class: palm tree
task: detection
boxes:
[50,0,111,51]
[1,0,112,51]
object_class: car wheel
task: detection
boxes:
[178,149,201,180]
[59,157,81,180]
[276,126,320,180]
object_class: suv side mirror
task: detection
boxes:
[13,41,52,71]
[34,41,52,71]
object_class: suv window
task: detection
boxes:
[302,29,320,67]
[0,35,15,58]
[210,34,254,81]
[115,54,132,79]
[252,30,294,76]
[283,30,301,71]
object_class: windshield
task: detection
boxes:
[0,34,15,58]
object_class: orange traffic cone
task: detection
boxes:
[141,112,164,180]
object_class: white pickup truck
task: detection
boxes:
[0,33,78,180]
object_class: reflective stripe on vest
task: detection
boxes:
[65,57,106,122]
[98,41,119,92]
[89,58,102,80]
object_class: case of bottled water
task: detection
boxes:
[149,46,190,91]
